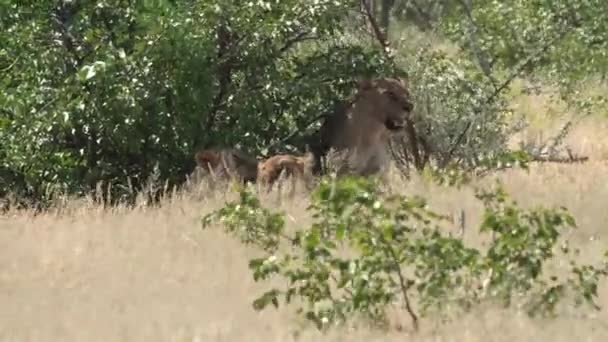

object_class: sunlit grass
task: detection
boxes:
[2,114,608,340]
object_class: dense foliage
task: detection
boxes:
[388,0,608,176]
[2,0,608,205]
[395,0,608,110]
[0,0,391,205]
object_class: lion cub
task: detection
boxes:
[257,152,315,194]
[194,147,258,184]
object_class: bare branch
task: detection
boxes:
[360,0,393,61]
[279,30,315,53]
[530,154,589,164]
[0,57,20,73]
[381,236,419,331]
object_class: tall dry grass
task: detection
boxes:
[2,96,608,341]
[2,163,608,341]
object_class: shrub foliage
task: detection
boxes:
[0,0,392,205]
[2,0,607,205]
[203,177,608,331]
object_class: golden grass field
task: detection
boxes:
[2,94,608,341]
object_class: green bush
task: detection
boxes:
[0,0,392,206]
[387,0,608,175]
[203,177,608,331]
[3,0,608,207]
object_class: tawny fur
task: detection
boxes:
[193,147,258,184]
[310,77,414,177]
[194,149,222,171]
[257,152,315,193]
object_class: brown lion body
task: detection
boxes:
[311,77,414,177]
[194,147,258,184]
[257,152,315,193]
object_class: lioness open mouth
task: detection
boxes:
[385,119,406,131]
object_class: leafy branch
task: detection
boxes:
[203,176,608,332]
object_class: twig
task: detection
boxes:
[388,245,418,331]
[51,2,90,70]
[261,112,330,155]
[458,209,466,237]
[0,57,19,73]
[279,30,316,53]
[530,154,589,164]
[378,234,419,331]
[361,0,430,171]
[360,0,393,61]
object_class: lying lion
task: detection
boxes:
[194,147,258,185]
[257,152,315,194]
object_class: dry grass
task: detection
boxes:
[2,114,608,341]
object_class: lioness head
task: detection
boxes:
[355,77,413,132]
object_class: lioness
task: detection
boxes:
[193,147,258,185]
[257,152,315,193]
[312,77,414,176]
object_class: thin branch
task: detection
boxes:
[279,30,315,53]
[360,0,393,61]
[530,154,589,164]
[453,0,498,87]
[0,57,20,73]
[383,238,419,331]
[261,113,328,154]
[487,28,570,106]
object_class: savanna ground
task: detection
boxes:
[2,86,608,342]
